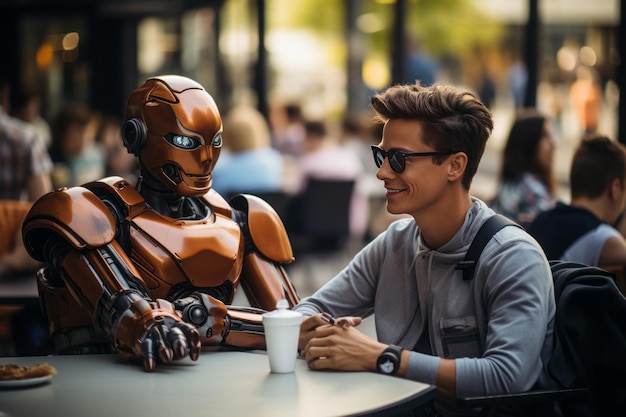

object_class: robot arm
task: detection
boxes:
[173,293,266,349]
[22,187,205,371]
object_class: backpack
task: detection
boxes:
[457,213,626,417]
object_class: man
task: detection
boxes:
[528,134,626,267]
[295,82,556,416]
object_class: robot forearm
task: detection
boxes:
[173,292,266,349]
[224,307,266,349]
[173,292,228,344]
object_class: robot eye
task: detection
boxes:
[212,134,222,147]
[166,133,200,149]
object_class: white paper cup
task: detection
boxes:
[262,300,302,373]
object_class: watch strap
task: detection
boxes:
[377,344,403,375]
[383,344,403,359]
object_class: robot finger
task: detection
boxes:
[149,325,174,364]
[176,321,201,361]
[141,337,157,372]
[166,325,188,360]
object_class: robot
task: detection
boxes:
[22,75,300,371]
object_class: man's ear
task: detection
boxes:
[609,177,624,200]
[447,152,467,183]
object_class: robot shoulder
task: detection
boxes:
[85,176,147,218]
[229,194,294,263]
[23,186,117,261]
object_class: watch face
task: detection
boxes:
[379,357,396,374]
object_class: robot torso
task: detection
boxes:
[90,177,244,301]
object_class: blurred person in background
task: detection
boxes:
[528,134,626,267]
[507,55,528,109]
[11,87,52,149]
[569,65,603,136]
[211,105,285,198]
[404,34,439,87]
[295,119,367,241]
[48,101,106,188]
[491,109,557,226]
[0,73,52,277]
[0,72,53,355]
[339,113,379,178]
[269,102,306,158]
[93,112,139,185]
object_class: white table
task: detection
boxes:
[0,349,435,417]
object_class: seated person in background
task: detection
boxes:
[295,82,555,417]
[94,113,139,185]
[269,102,306,158]
[296,120,367,240]
[339,113,379,178]
[491,109,556,226]
[211,105,284,198]
[48,101,106,188]
[527,134,626,267]
[10,87,52,149]
[0,73,52,277]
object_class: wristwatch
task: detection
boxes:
[376,344,403,375]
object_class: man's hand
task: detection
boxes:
[300,315,385,372]
[298,313,362,352]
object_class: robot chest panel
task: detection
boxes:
[128,211,244,296]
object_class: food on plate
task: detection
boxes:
[0,363,57,380]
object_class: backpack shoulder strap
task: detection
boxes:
[455,214,522,281]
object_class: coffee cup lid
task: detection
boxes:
[262,299,302,320]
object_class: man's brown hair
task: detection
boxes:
[570,134,626,199]
[370,82,493,189]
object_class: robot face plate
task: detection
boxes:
[126,75,223,197]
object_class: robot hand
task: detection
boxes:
[112,296,202,371]
[140,318,202,371]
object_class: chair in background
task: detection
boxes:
[0,200,52,356]
[0,200,32,255]
[287,178,355,256]
[249,191,294,223]
[0,200,33,352]
[284,178,355,294]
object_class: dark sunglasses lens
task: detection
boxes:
[373,148,385,168]
[389,152,405,173]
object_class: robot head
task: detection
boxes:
[122,75,223,197]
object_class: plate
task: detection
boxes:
[0,374,54,389]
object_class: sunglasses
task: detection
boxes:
[371,145,457,173]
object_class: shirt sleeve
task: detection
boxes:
[562,224,621,266]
